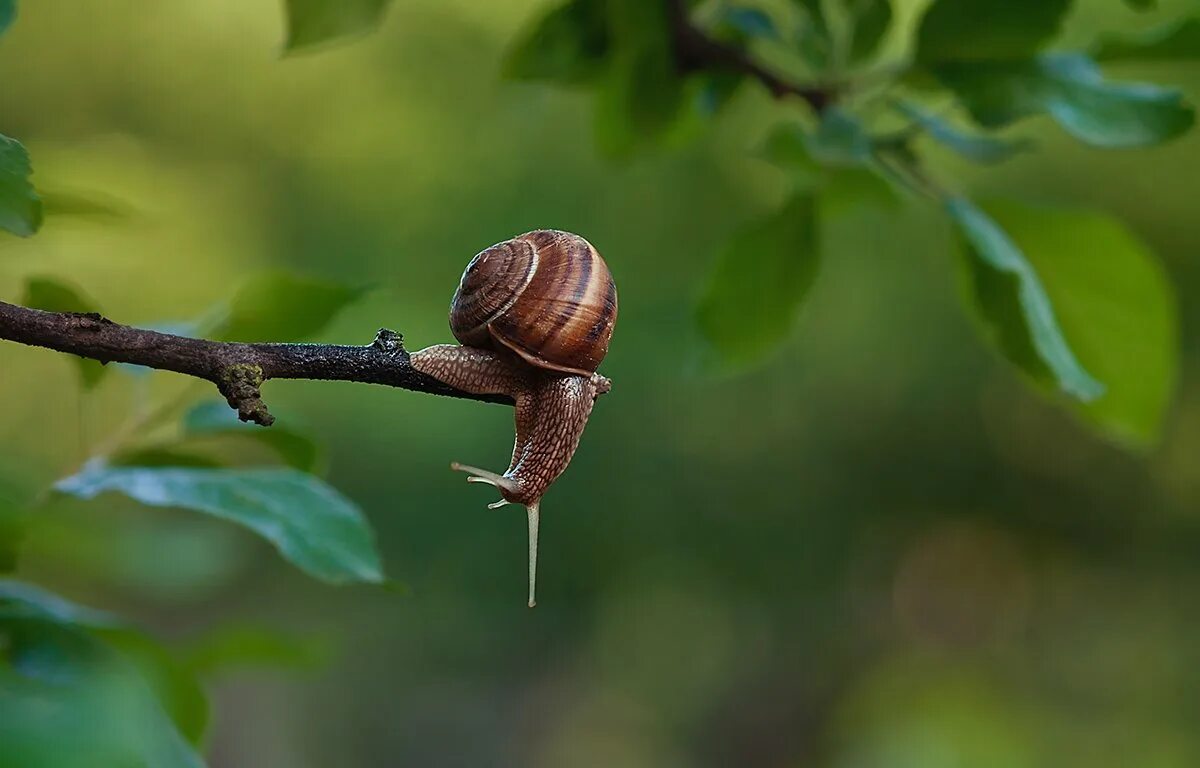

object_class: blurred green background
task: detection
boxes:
[3,0,1200,765]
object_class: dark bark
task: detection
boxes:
[0,300,513,426]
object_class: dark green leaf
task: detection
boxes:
[218,271,364,342]
[1096,18,1200,62]
[20,277,108,388]
[593,42,685,158]
[938,54,1194,147]
[0,0,14,37]
[697,194,820,366]
[503,0,610,85]
[916,0,1069,63]
[0,134,41,237]
[55,463,383,584]
[0,583,204,767]
[759,123,823,184]
[283,0,391,53]
[181,400,321,472]
[947,197,1104,402]
[970,200,1177,445]
[894,100,1032,163]
[848,0,892,62]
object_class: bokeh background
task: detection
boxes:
[3,0,1200,765]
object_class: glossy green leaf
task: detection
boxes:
[503,0,609,85]
[1096,18,1200,62]
[697,194,819,366]
[848,0,892,62]
[0,0,14,37]
[20,277,108,388]
[969,200,1177,445]
[181,400,321,472]
[947,197,1104,403]
[894,101,1032,163]
[0,134,41,237]
[55,463,382,584]
[218,272,364,342]
[283,0,391,53]
[938,54,1194,147]
[916,0,1069,63]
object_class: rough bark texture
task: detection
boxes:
[0,300,517,425]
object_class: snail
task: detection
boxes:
[409,230,617,607]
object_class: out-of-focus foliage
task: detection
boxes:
[0,135,40,237]
[20,276,108,388]
[2,0,1200,765]
[56,463,382,584]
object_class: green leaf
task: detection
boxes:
[0,0,14,37]
[0,134,41,237]
[806,108,873,165]
[947,197,1104,402]
[967,200,1177,445]
[894,100,1032,163]
[20,277,108,388]
[283,0,391,53]
[848,0,892,62]
[55,463,382,584]
[916,0,1069,63]
[938,54,1194,147]
[715,6,781,42]
[180,400,321,472]
[503,0,610,85]
[593,0,685,158]
[1096,18,1200,62]
[0,583,204,767]
[1123,0,1154,9]
[697,194,820,366]
[182,625,329,675]
[218,272,364,342]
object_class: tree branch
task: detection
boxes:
[0,300,516,426]
[666,0,832,113]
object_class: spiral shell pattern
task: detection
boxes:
[449,230,617,376]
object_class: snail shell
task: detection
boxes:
[449,230,617,377]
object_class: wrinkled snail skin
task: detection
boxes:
[407,230,617,607]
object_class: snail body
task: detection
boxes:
[409,230,617,606]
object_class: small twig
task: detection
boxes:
[0,301,515,427]
[666,0,833,112]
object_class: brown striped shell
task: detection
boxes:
[449,230,617,376]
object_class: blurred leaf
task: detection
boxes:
[593,1,685,158]
[848,0,892,62]
[0,467,35,573]
[503,0,610,85]
[182,625,329,675]
[40,189,131,220]
[760,123,823,184]
[795,0,826,34]
[180,400,321,472]
[692,70,744,117]
[947,197,1104,402]
[806,108,872,165]
[0,583,204,767]
[283,0,391,53]
[971,200,1177,445]
[218,272,364,342]
[697,194,819,366]
[715,6,781,42]
[0,134,41,237]
[916,0,1069,63]
[1096,18,1200,62]
[938,54,1194,147]
[55,462,383,584]
[0,0,13,37]
[20,277,108,388]
[1123,0,1154,8]
[894,100,1032,163]
[110,449,224,469]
